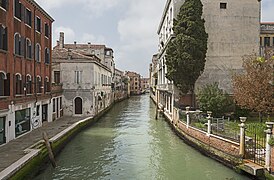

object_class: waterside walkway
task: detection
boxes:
[0,116,90,179]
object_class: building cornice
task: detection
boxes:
[27,0,54,22]
[157,0,172,34]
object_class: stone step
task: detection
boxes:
[240,160,264,176]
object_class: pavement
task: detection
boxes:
[0,116,90,173]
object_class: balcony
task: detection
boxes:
[156,83,173,93]
[51,83,63,94]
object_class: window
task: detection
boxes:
[15,74,22,95]
[25,9,32,27]
[35,16,41,32]
[45,48,50,64]
[26,39,31,59]
[60,97,62,109]
[36,76,42,94]
[220,3,227,9]
[0,25,7,51]
[36,105,40,116]
[264,37,270,46]
[14,0,22,20]
[14,33,21,55]
[260,37,262,46]
[0,72,9,96]
[26,75,32,94]
[0,0,7,10]
[45,23,49,37]
[44,77,50,93]
[53,99,55,112]
[75,71,82,84]
[273,37,274,46]
[54,71,60,84]
[15,108,31,137]
[35,43,41,62]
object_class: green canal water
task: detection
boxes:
[35,95,250,180]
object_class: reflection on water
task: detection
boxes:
[35,95,250,180]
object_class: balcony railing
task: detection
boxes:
[156,83,173,92]
[51,83,63,93]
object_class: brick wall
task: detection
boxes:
[177,121,240,157]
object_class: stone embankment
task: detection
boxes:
[0,94,128,180]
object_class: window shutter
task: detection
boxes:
[3,28,7,51]
[5,73,10,96]
[21,75,25,95]
[0,27,3,49]
[13,74,16,96]
[21,37,25,57]
[21,5,25,22]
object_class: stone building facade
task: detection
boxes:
[149,54,158,100]
[58,37,115,79]
[260,22,274,57]
[52,33,113,117]
[0,0,54,145]
[156,0,260,113]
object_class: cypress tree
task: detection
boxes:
[165,0,208,94]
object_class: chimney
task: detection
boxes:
[59,32,64,48]
[56,40,60,47]
[88,42,91,48]
[74,41,77,49]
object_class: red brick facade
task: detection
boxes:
[177,121,240,158]
[0,0,54,109]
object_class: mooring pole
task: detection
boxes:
[43,132,57,168]
[155,90,158,120]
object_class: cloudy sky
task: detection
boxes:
[36,0,274,77]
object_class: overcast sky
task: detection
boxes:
[36,0,274,77]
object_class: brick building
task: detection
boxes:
[125,71,141,95]
[0,0,54,145]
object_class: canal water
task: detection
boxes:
[35,95,250,180]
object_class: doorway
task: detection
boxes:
[42,104,48,122]
[74,97,83,115]
[0,117,6,145]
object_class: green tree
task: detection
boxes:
[197,83,233,117]
[165,0,208,95]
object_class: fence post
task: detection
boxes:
[186,106,190,128]
[207,111,212,136]
[239,117,247,157]
[265,122,274,171]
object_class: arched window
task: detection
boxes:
[15,73,22,95]
[26,38,32,59]
[44,76,50,93]
[14,33,21,55]
[36,76,42,93]
[45,48,50,64]
[0,72,7,96]
[74,97,83,115]
[26,74,32,94]
[35,43,41,62]
[0,25,7,51]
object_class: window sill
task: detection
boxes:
[0,6,7,12]
[14,54,24,58]
[25,24,31,28]
[14,16,22,22]
[15,94,24,97]
[0,49,8,54]
[35,30,41,34]
[45,92,51,95]
[26,57,33,61]
[0,96,9,99]
[45,36,49,39]
[26,94,33,96]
